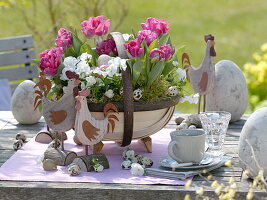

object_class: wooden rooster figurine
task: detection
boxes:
[74,89,119,154]
[183,34,216,113]
[34,71,80,150]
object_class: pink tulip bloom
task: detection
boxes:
[39,47,64,76]
[141,17,169,36]
[149,49,165,63]
[55,28,73,48]
[124,39,144,58]
[137,30,158,46]
[81,16,110,38]
[96,38,118,56]
[160,44,174,60]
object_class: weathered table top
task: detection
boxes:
[0,111,266,200]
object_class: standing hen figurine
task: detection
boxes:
[183,34,216,113]
[74,89,119,154]
[34,71,80,150]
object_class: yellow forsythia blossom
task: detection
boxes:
[244,43,267,111]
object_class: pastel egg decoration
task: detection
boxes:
[205,60,248,122]
[238,107,267,178]
[11,80,42,124]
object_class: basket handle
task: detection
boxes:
[109,32,133,147]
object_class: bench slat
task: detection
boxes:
[0,50,35,66]
[0,65,39,81]
[0,35,34,52]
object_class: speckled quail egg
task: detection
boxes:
[176,122,188,130]
[140,156,153,168]
[129,156,138,164]
[133,89,143,101]
[121,160,132,170]
[48,139,61,149]
[122,148,135,160]
[15,133,26,143]
[135,154,144,164]
[94,164,104,172]
[188,125,197,129]
[119,88,124,96]
[67,163,81,176]
[168,86,179,96]
[13,140,23,151]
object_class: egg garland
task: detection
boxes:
[13,140,23,151]
[15,133,27,143]
[133,89,143,101]
[121,148,153,170]
[67,163,81,176]
[168,86,179,97]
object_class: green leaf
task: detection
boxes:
[147,60,165,86]
[72,33,83,56]
[132,60,144,85]
[131,28,137,38]
[64,46,75,57]
[79,43,92,55]
[148,39,158,52]
[162,61,175,76]
[159,34,169,45]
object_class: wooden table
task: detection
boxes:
[0,111,266,200]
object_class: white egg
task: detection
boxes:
[206,60,248,122]
[239,107,267,178]
[11,80,42,124]
[168,86,179,96]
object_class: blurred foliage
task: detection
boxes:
[1,0,267,113]
[244,43,267,111]
[0,0,128,52]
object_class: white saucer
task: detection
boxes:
[159,154,221,170]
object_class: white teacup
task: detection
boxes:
[168,129,206,163]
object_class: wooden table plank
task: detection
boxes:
[0,111,266,200]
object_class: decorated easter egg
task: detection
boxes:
[238,107,267,177]
[206,60,248,122]
[11,80,42,124]
[97,54,112,66]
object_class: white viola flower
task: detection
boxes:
[130,163,144,176]
[176,68,186,81]
[79,52,92,64]
[122,33,132,41]
[63,56,79,69]
[86,76,96,86]
[61,56,79,80]
[120,59,128,71]
[60,67,75,80]
[93,65,108,77]
[172,60,179,67]
[106,64,119,77]
[105,89,114,98]
[108,57,121,66]
[80,82,87,90]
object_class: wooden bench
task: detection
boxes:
[0,35,39,93]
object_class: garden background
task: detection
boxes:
[0,0,266,113]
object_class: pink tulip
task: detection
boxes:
[124,39,144,58]
[55,28,73,48]
[81,16,110,38]
[160,44,174,60]
[137,30,158,46]
[141,17,169,36]
[149,49,165,63]
[96,38,118,56]
[149,44,174,62]
[39,47,64,76]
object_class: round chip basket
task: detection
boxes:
[88,32,180,150]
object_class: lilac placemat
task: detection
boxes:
[0,128,191,185]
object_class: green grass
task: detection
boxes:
[1,0,267,113]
